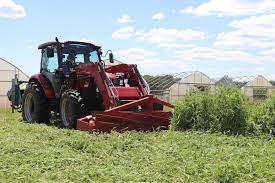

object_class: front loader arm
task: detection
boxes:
[76,62,119,110]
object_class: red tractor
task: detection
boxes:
[21,38,173,132]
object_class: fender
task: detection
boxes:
[29,74,55,99]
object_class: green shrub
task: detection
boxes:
[248,97,275,134]
[212,87,248,134]
[171,87,249,135]
[171,91,214,131]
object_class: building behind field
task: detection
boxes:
[242,75,274,101]
[144,71,214,103]
[0,58,29,109]
[144,72,275,103]
[169,71,214,102]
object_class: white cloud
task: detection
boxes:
[214,31,275,49]
[180,0,275,17]
[138,28,206,45]
[112,26,135,40]
[152,12,165,21]
[114,46,274,75]
[230,14,275,38]
[80,38,96,44]
[115,48,191,74]
[181,6,194,14]
[261,49,275,56]
[174,46,260,64]
[112,27,206,47]
[116,48,158,66]
[0,0,26,19]
[214,14,275,49]
[117,14,134,24]
[156,43,196,50]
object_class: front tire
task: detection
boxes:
[22,82,50,123]
[60,90,83,129]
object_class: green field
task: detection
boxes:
[1,110,275,182]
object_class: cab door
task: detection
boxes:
[41,46,60,97]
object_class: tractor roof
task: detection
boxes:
[38,41,101,50]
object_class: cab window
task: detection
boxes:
[62,44,99,64]
[41,47,59,72]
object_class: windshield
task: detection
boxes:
[62,44,100,64]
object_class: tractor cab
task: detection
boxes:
[39,41,103,74]
[37,40,114,98]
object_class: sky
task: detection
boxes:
[1,0,275,79]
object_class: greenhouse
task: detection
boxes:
[242,75,274,101]
[0,58,29,109]
[169,71,214,102]
[144,71,214,102]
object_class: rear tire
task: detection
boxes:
[22,82,50,123]
[60,90,83,129]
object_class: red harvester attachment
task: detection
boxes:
[77,95,173,132]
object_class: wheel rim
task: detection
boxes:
[61,98,73,127]
[24,93,34,122]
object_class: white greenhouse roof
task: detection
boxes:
[243,75,273,87]
[179,71,214,85]
[144,71,214,90]
[0,57,29,81]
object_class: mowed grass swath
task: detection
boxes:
[1,110,275,182]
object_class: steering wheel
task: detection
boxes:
[67,58,83,66]
[68,58,75,64]
[65,58,75,68]
[75,61,82,65]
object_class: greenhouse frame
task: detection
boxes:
[0,58,29,109]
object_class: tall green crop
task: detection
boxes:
[171,86,248,135]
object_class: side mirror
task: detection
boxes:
[47,47,55,58]
[109,52,114,63]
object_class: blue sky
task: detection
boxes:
[1,0,275,79]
